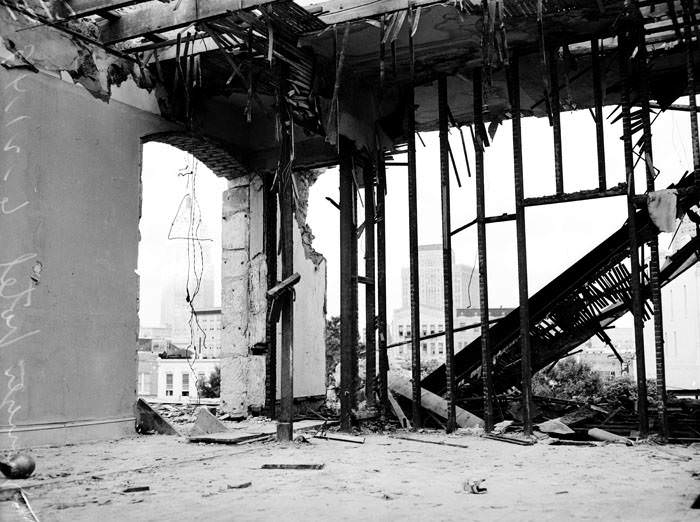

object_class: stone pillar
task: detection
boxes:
[220,174,267,414]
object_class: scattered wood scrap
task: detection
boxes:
[314,431,365,444]
[123,486,150,493]
[261,464,324,470]
[188,432,269,445]
[484,433,535,446]
[391,435,469,449]
[134,398,179,436]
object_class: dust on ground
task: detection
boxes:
[4,427,699,521]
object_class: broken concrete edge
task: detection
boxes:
[189,407,230,436]
[293,168,326,267]
[134,398,180,436]
[1,11,156,103]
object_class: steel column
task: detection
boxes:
[684,0,700,174]
[277,166,294,442]
[264,175,278,419]
[510,54,533,436]
[619,32,649,438]
[364,165,377,408]
[437,75,457,433]
[549,47,564,194]
[339,136,356,431]
[592,38,607,191]
[407,8,422,428]
[639,41,669,439]
[376,153,389,416]
[474,67,494,432]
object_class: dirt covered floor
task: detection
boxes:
[2,426,699,521]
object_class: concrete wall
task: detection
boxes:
[0,69,173,449]
[220,174,327,414]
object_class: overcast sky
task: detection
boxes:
[138,103,694,330]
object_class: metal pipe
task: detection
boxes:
[619,30,649,438]
[264,175,278,419]
[339,136,355,432]
[592,38,607,191]
[549,47,564,194]
[376,152,389,417]
[438,75,457,433]
[474,67,494,432]
[407,6,422,428]
[510,53,533,436]
[364,164,377,408]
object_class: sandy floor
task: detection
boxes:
[2,427,699,521]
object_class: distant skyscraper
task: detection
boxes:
[160,194,217,345]
[400,244,479,311]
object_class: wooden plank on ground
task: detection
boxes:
[389,375,483,428]
[188,432,268,444]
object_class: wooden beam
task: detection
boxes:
[312,0,449,25]
[99,0,276,44]
[65,1,152,19]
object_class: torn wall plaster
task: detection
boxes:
[294,169,326,267]
[0,9,153,102]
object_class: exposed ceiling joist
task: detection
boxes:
[310,0,456,25]
[99,0,277,44]
[65,0,152,19]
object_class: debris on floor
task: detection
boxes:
[260,464,324,470]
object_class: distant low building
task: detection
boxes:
[389,305,512,364]
[137,351,219,403]
[574,327,636,380]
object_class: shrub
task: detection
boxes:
[197,366,220,398]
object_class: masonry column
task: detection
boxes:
[220,174,267,416]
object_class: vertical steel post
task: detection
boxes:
[592,38,607,191]
[407,8,422,428]
[277,167,294,442]
[619,31,649,438]
[364,165,377,408]
[339,136,355,431]
[351,184,359,409]
[474,67,494,432]
[438,75,457,433]
[376,153,389,416]
[684,1,700,175]
[549,47,564,194]
[264,176,278,419]
[510,54,533,436]
[639,41,669,439]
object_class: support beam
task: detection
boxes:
[474,67,494,433]
[438,75,457,433]
[523,185,627,207]
[376,153,389,417]
[339,136,355,432]
[364,165,377,409]
[264,176,278,419]
[683,0,700,174]
[277,165,294,443]
[510,53,533,436]
[619,30,649,438]
[549,47,564,195]
[640,39,669,439]
[406,9,422,428]
[592,38,607,191]
[65,0,150,19]
[99,0,276,44]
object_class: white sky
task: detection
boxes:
[138,104,695,330]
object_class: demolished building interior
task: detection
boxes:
[2,0,700,454]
